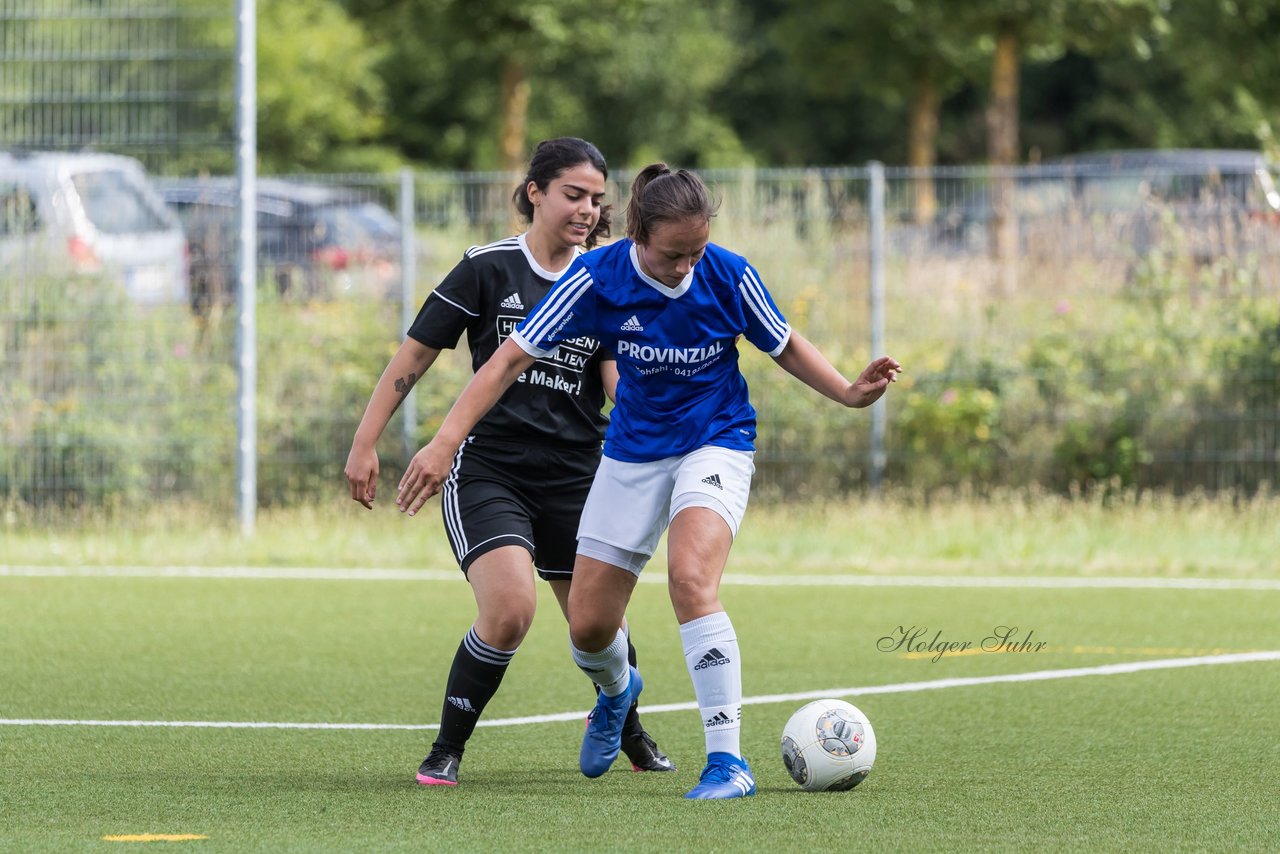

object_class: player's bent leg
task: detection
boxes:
[552,577,675,772]
[566,554,638,652]
[567,558,642,777]
[471,546,539,649]
[420,547,536,787]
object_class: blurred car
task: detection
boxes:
[157,177,402,310]
[0,151,188,305]
[1044,149,1280,261]
[1046,149,1280,213]
[890,174,1073,258]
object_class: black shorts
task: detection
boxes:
[439,437,600,580]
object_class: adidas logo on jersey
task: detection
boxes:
[621,315,644,332]
[695,648,731,670]
[701,473,723,490]
[447,696,477,713]
[704,711,736,728]
[500,293,524,310]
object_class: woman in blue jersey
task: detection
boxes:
[345,139,674,787]
[396,163,901,800]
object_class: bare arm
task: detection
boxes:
[344,338,441,508]
[600,358,619,404]
[772,330,902,408]
[396,336,536,516]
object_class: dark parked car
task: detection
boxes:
[157,178,401,311]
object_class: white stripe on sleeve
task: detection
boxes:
[739,268,788,340]
[519,268,593,344]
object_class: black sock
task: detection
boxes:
[432,626,515,755]
[622,635,643,739]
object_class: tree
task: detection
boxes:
[951,0,1164,287]
[345,0,747,171]
[955,0,1166,167]
[772,0,982,219]
[257,0,393,172]
[1158,0,1280,156]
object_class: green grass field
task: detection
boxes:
[3,497,1279,851]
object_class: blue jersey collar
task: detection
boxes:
[629,241,693,298]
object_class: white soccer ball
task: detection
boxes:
[780,699,876,792]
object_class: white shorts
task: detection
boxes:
[576,445,755,576]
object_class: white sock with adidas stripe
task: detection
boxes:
[679,611,742,759]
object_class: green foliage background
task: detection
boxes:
[4,225,1276,513]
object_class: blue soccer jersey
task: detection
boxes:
[511,239,792,462]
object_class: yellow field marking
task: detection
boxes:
[102,834,207,842]
[899,645,1260,660]
[901,647,1013,660]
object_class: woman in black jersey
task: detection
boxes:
[344,138,672,786]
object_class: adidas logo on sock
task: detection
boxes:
[447,696,477,713]
[500,293,524,310]
[704,711,736,728]
[701,473,723,490]
[621,315,644,332]
[694,648,731,670]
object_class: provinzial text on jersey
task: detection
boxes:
[617,340,724,364]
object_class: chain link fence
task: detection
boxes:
[2,0,236,516]
[1,0,232,169]
[4,27,1279,518]
[5,159,1280,515]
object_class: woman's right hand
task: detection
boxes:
[397,438,456,517]
[344,442,379,509]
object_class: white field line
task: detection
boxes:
[4,650,1278,732]
[3,564,1280,591]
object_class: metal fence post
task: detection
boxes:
[868,161,887,492]
[235,0,258,536]
[399,168,418,463]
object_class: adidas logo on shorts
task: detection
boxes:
[500,293,524,310]
[447,696,477,713]
[701,473,723,490]
[695,648,731,670]
[621,315,644,332]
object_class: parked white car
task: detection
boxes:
[0,151,188,305]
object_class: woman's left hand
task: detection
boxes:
[848,356,903,408]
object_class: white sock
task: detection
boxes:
[679,611,742,758]
[571,628,630,697]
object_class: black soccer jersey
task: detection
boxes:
[408,234,611,448]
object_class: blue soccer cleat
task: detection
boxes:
[580,666,643,778]
[684,752,756,800]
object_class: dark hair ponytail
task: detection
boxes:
[624,163,720,244]
[512,137,612,249]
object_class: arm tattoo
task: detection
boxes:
[394,373,418,404]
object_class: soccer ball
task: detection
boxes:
[780,699,876,791]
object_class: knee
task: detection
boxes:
[477,605,535,650]
[667,571,718,616]
[568,614,617,653]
